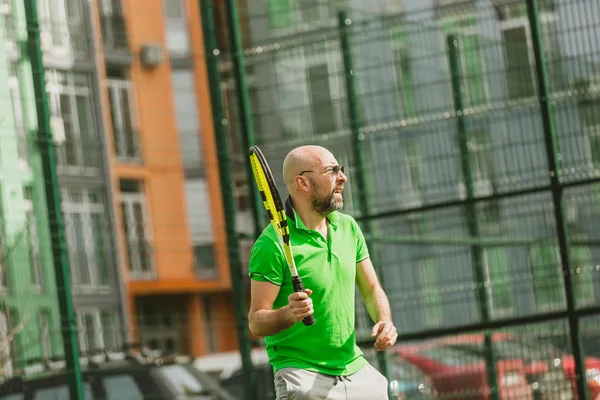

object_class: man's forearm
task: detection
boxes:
[249,306,296,337]
[366,286,392,323]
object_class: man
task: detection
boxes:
[248,145,397,399]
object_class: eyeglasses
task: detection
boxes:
[299,165,345,177]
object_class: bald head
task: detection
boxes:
[282,145,332,187]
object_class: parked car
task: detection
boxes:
[0,349,236,400]
[444,333,600,400]
[393,338,534,400]
[194,349,274,400]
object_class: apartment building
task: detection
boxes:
[0,0,126,373]
[242,0,600,335]
[96,0,238,356]
[0,0,59,374]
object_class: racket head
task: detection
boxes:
[248,146,294,262]
[249,147,280,231]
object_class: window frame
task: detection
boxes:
[107,78,141,163]
[120,185,154,280]
[61,188,112,293]
[46,70,100,175]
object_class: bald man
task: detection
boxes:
[248,145,396,399]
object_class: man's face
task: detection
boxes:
[304,158,347,216]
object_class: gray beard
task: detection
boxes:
[309,178,343,216]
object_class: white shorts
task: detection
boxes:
[274,362,388,400]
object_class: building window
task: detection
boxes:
[391,27,417,119]
[98,0,127,51]
[194,244,217,280]
[468,131,494,195]
[484,248,514,317]
[267,0,293,29]
[442,14,488,107]
[7,72,28,165]
[61,188,111,292]
[0,310,13,376]
[0,0,15,49]
[421,258,443,327]
[76,308,121,354]
[528,242,564,311]
[46,70,100,174]
[403,140,423,205]
[37,0,87,58]
[307,64,336,135]
[274,43,346,140]
[162,0,189,54]
[120,180,154,280]
[39,310,52,359]
[579,101,600,171]
[184,180,217,279]
[0,220,7,291]
[570,238,595,306]
[24,187,43,290]
[171,70,202,170]
[136,300,185,354]
[498,2,562,100]
[107,73,140,163]
[267,0,337,32]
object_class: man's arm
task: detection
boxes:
[248,279,313,337]
[356,257,397,350]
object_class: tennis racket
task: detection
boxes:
[248,145,316,327]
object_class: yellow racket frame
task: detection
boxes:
[248,148,298,277]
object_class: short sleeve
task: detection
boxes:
[248,233,286,286]
[352,218,370,263]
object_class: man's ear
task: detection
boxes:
[295,176,310,192]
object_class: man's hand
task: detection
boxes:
[287,289,314,322]
[371,320,397,351]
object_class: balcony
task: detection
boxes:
[127,240,156,281]
[107,79,141,163]
[55,137,104,177]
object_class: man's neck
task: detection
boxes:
[289,197,328,231]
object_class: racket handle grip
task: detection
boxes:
[292,276,316,326]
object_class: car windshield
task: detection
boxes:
[154,364,206,396]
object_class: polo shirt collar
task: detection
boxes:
[285,196,339,230]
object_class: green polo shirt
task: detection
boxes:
[248,199,369,376]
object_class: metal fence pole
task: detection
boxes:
[338,11,391,393]
[24,0,84,398]
[525,1,588,399]
[200,2,258,400]
[223,0,263,241]
[447,34,499,400]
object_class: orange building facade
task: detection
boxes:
[92,0,238,356]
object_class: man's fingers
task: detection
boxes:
[375,331,398,351]
[371,323,383,338]
[289,289,313,302]
[375,325,395,343]
[289,292,308,301]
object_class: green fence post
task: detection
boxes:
[338,11,391,394]
[525,1,588,399]
[200,2,258,400]
[223,0,263,240]
[24,0,84,399]
[447,34,499,400]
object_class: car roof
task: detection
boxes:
[194,348,270,380]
